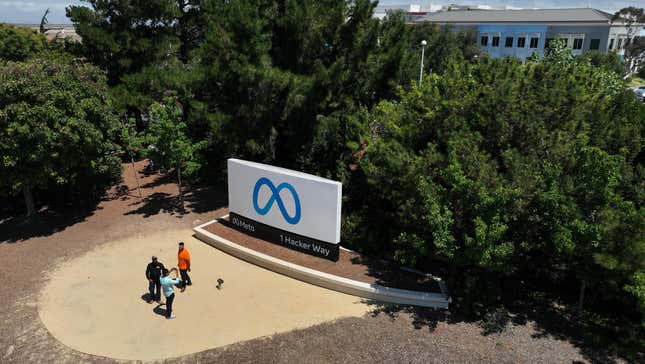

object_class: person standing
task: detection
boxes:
[145,256,165,303]
[177,241,192,291]
[159,267,181,319]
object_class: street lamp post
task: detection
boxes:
[419,39,427,83]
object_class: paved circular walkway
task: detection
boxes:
[38,229,368,361]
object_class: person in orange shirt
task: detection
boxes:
[177,241,192,291]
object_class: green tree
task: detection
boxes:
[144,99,206,208]
[67,0,206,84]
[344,48,644,351]
[67,0,478,183]
[0,58,122,215]
[67,0,206,137]
[612,7,645,77]
[120,118,144,198]
[193,1,479,178]
[110,57,198,117]
[576,51,623,75]
[407,22,479,78]
[0,24,48,61]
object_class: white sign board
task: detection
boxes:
[227,159,342,244]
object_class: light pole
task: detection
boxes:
[419,39,427,83]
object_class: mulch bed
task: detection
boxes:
[202,217,442,293]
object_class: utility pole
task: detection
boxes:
[419,40,427,83]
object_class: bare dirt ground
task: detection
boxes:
[205,217,442,292]
[0,161,612,363]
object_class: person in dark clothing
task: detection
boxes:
[145,256,165,303]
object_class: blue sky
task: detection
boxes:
[0,1,631,24]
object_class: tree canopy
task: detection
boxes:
[0,58,122,214]
[612,7,645,77]
[144,98,206,207]
[67,0,206,85]
[342,46,644,353]
[189,1,481,177]
[0,24,48,62]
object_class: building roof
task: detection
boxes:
[421,8,615,24]
[11,24,81,42]
[44,28,81,42]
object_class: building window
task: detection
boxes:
[480,36,488,46]
[573,38,583,50]
[589,39,600,50]
[505,37,513,47]
[609,38,615,50]
[530,37,539,48]
[517,37,526,48]
[560,38,568,47]
[492,36,500,47]
[617,38,623,49]
[545,38,554,48]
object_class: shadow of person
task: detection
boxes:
[141,293,152,302]
[153,304,168,317]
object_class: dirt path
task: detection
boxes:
[0,161,598,363]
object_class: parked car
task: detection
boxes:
[633,85,645,102]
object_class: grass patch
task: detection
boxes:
[627,76,645,87]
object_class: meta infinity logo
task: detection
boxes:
[252,177,301,225]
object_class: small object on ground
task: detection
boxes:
[4,344,14,358]
[216,278,224,290]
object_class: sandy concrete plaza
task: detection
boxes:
[38,229,368,361]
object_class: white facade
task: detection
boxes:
[608,24,644,55]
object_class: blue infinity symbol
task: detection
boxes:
[253,177,301,225]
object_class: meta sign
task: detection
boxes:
[227,159,342,261]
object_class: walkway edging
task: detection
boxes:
[193,217,451,309]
